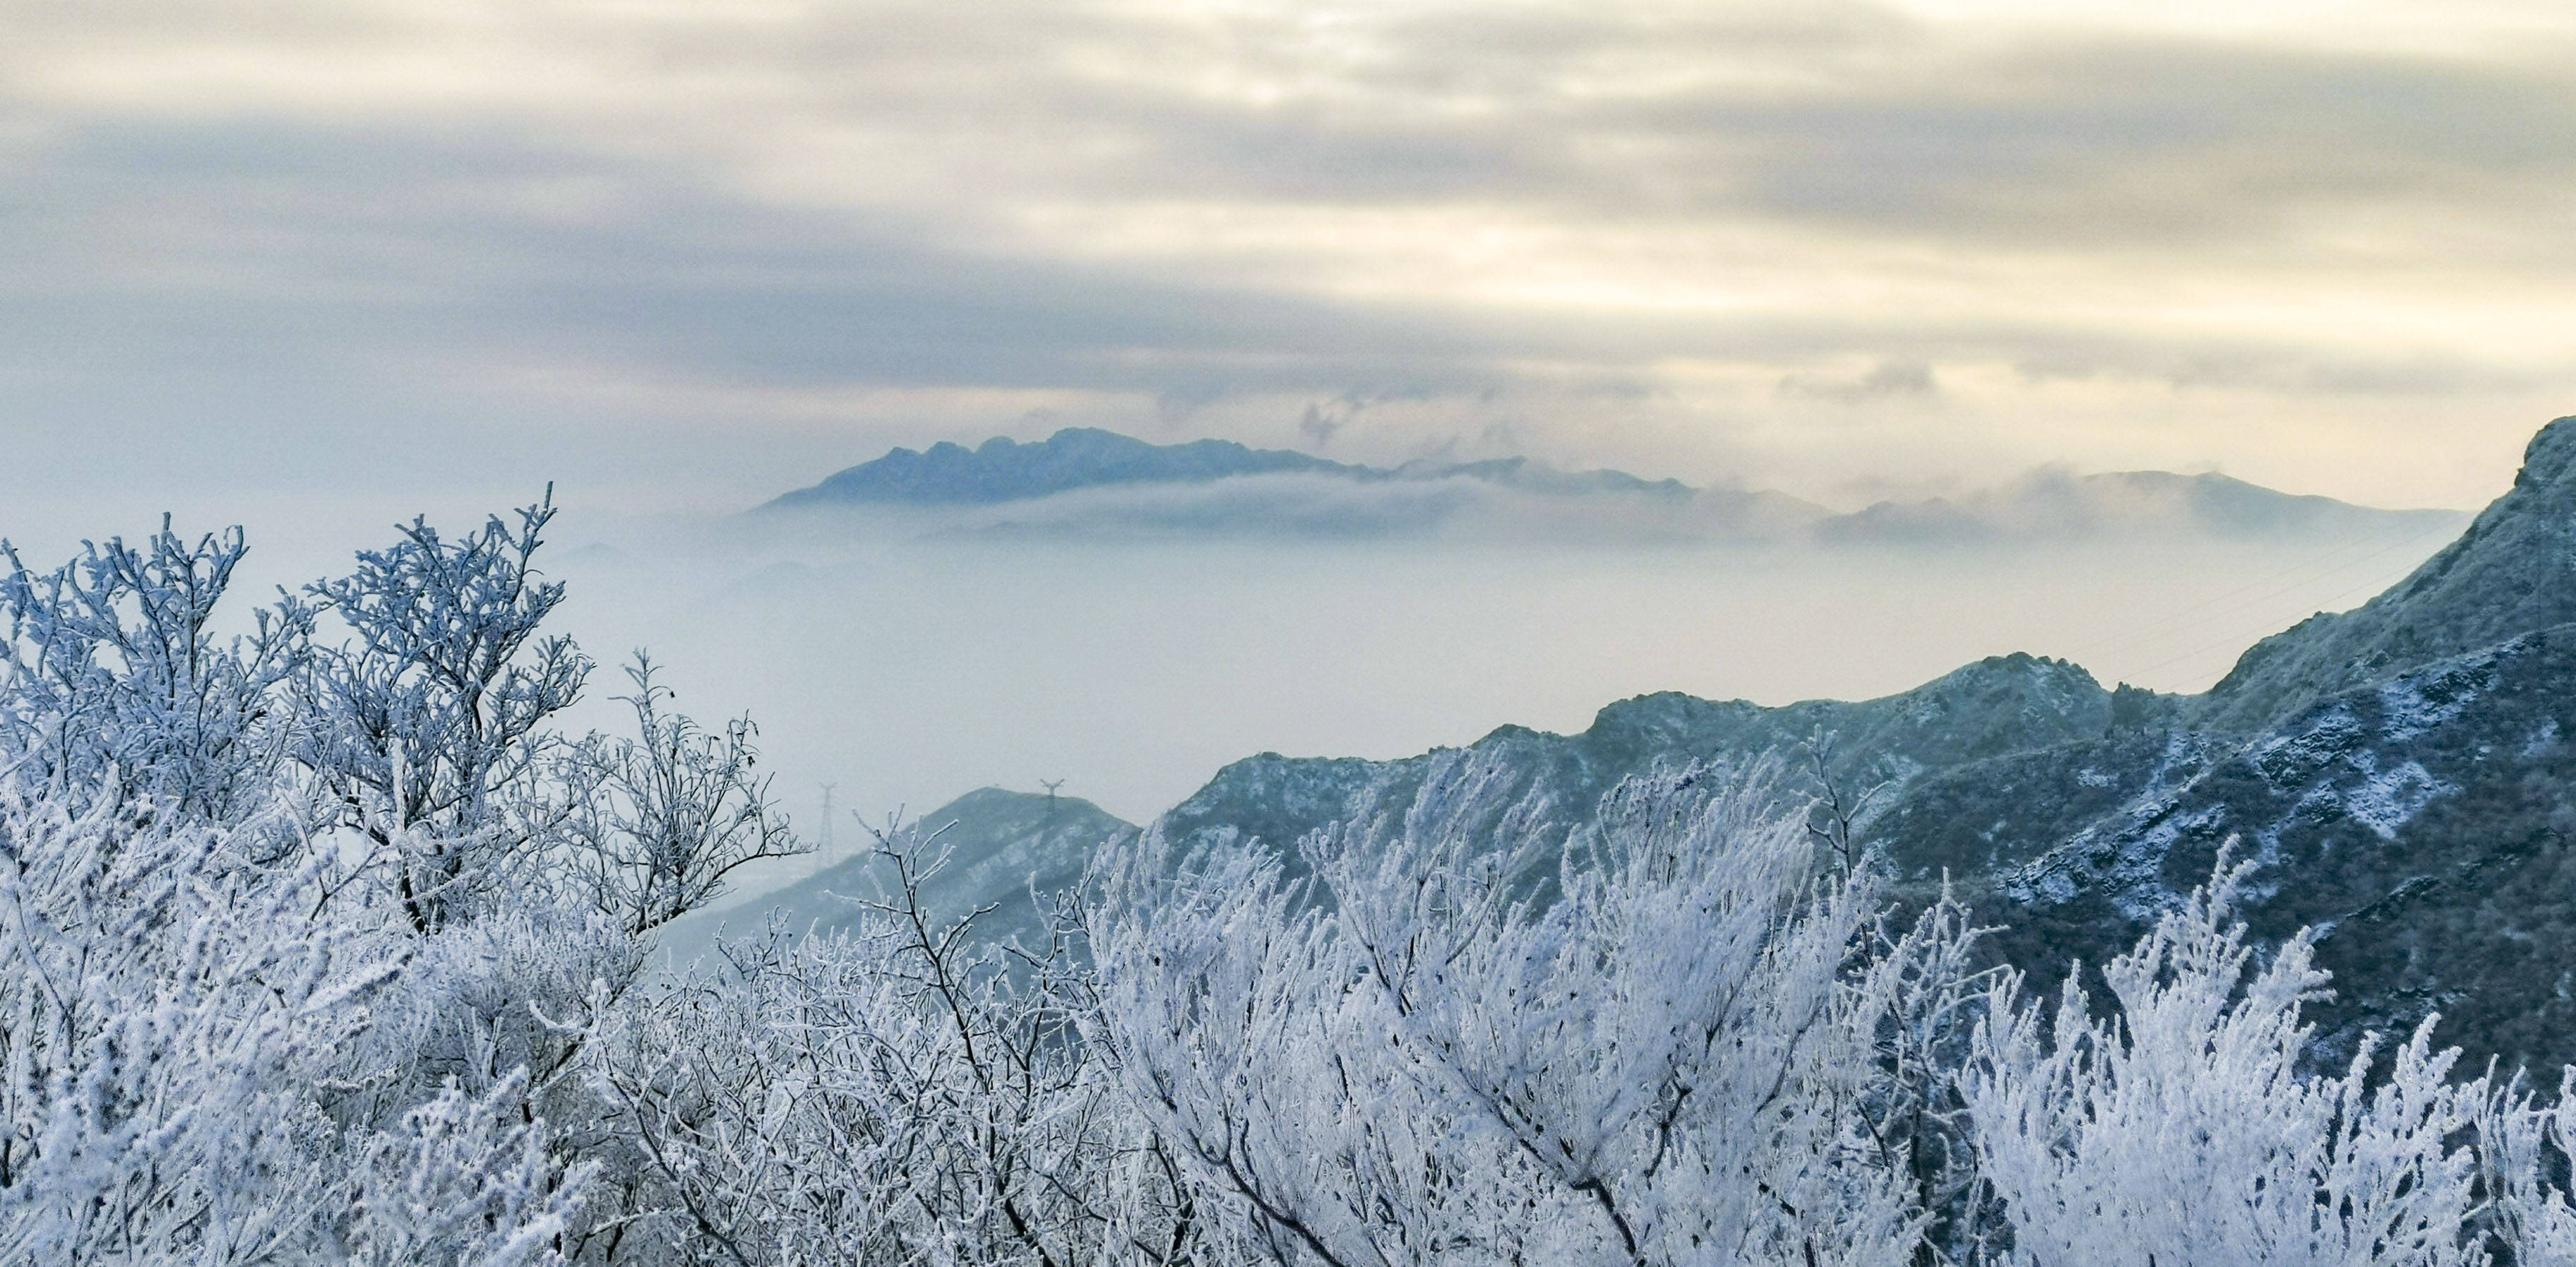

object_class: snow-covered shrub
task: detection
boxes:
[577,822,1222,1266]
[1095,821,1542,1266]
[1095,757,1961,1266]
[341,1070,590,1267]
[0,780,585,1263]
[1964,859,2490,1267]
[0,520,311,823]
[2479,1069,2576,1262]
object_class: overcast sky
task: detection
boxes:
[6,0,2574,530]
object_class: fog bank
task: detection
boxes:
[540,518,2455,899]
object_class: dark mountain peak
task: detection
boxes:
[1580,691,1767,742]
[763,427,1781,519]
[2198,415,2576,732]
[762,427,2447,551]
[2515,414,2576,490]
[767,427,1346,508]
[1914,650,2101,699]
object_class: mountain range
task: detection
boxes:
[759,427,2461,546]
[693,417,2574,1071]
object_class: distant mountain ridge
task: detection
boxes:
[768,429,1355,506]
[761,427,2458,545]
[1818,467,2460,545]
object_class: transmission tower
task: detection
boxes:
[818,783,837,867]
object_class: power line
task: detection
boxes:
[818,783,837,867]
[2063,518,2459,667]
[2123,560,2440,685]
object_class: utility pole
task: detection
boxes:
[818,783,837,868]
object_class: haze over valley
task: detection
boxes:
[539,428,2466,853]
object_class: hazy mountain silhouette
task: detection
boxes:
[761,426,2456,546]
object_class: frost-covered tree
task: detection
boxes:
[576,819,1223,1266]
[0,519,311,823]
[551,654,800,937]
[0,504,809,1265]
[1096,758,1955,1266]
[1963,859,2490,1267]
[297,493,590,933]
[0,779,585,1263]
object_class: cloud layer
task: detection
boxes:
[4,0,2572,522]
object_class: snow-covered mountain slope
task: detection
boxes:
[1159,651,2123,861]
[1967,629,2576,1069]
[2198,418,2576,732]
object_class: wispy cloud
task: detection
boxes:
[2,0,2570,520]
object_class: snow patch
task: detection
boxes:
[2379,680,2475,742]
[2524,717,2561,760]
[2342,759,2450,840]
[2036,869,2077,905]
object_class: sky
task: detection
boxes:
[6,0,2574,530]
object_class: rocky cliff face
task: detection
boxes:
[1155,416,2576,1071]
